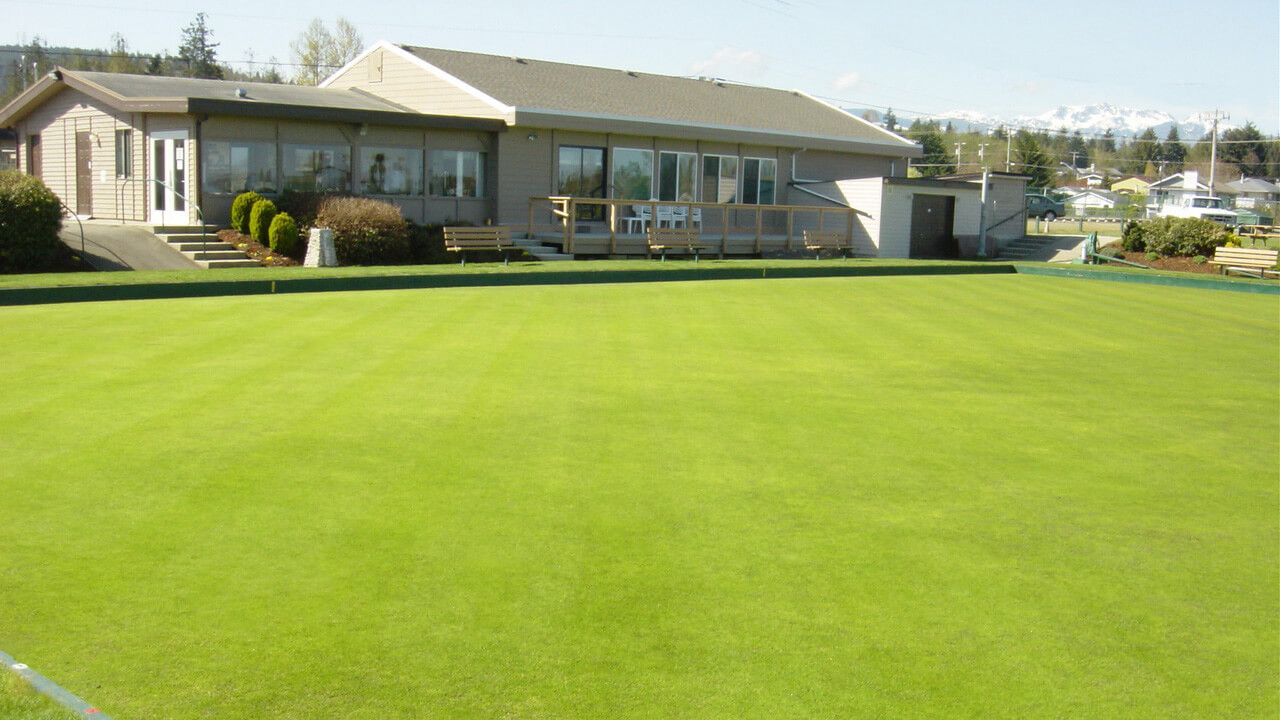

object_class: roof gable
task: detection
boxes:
[394,45,917,151]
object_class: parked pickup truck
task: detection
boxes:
[1154,196,1237,225]
[1026,194,1066,221]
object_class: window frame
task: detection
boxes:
[658,150,698,202]
[114,129,133,178]
[702,153,739,204]
[741,156,777,205]
[428,149,486,198]
[610,147,655,201]
[358,145,424,196]
[558,145,607,220]
[201,139,280,195]
[281,142,352,194]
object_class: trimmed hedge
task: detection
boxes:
[249,199,277,245]
[230,191,263,234]
[269,212,301,258]
[1122,217,1232,257]
[0,171,65,273]
[314,196,410,266]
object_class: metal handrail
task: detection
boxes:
[115,176,209,254]
[55,196,85,257]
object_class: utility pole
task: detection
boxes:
[977,142,990,170]
[1005,132,1012,172]
[1200,109,1229,193]
[954,142,966,172]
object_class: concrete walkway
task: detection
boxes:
[60,219,198,271]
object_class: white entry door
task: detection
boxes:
[150,131,189,226]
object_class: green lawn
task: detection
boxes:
[0,672,76,720]
[0,274,1276,718]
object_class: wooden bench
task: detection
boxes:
[803,230,852,259]
[443,226,515,265]
[1209,246,1279,279]
[648,227,709,261]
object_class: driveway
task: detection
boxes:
[60,220,198,271]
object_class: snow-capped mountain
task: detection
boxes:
[872,104,1237,139]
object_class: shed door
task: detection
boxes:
[75,131,93,216]
[909,194,957,258]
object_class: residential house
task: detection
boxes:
[1218,177,1280,209]
[1147,171,1210,211]
[1109,175,1151,195]
[1065,189,1121,212]
[0,42,922,257]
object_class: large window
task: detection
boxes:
[283,143,350,193]
[202,140,277,194]
[359,146,422,195]
[558,145,605,220]
[702,154,739,204]
[429,150,484,197]
[658,151,697,202]
[742,157,776,205]
[612,148,654,200]
[114,130,132,178]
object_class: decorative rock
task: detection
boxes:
[304,228,337,267]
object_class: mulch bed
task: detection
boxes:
[1107,251,1221,275]
[216,229,299,267]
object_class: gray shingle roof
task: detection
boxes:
[400,45,914,148]
[74,71,409,113]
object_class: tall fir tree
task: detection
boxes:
[1012,130,1053,188]
[178,13,223,79]
[1159,126,1187,174]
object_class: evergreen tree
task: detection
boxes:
[1123,128,1160,175]
[1067,131,1090,169]
[1219,122,1268,176]
[177,12,222,79]
[882,108,897,133]
[1012,130,1052,188]
[911,129,954,177]
[1159,126,1187,174]
[1100,128,1116,153]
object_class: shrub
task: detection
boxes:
[314,196,410,265]
[269,212,301,258]
[1145,251,1160,261]
[249,199,277,245]
[0,171,64,273]
[1122,217,1230,257]
[276,190,348,230]
[1121,220,1148,252]
[1192,255,1208,264]
[230,191,263,234]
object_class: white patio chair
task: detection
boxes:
[625,205,650,234]
[656,205,676,228]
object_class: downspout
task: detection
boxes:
[978,168,989,258]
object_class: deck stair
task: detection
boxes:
[998,236,1057,260]
[516,234,573,261]
[150,225,261,268]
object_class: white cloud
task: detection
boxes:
[832,71,861,91]
[690,47,767,78]
[1012,80,1043,94]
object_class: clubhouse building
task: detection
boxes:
[0,42,1032,258]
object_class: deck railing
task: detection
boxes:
[528,196,868,255]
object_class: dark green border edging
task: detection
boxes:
[2,648,111,718]
[0,264,1015,306]
[1,261,1274,307]
[1014,264,1280,295]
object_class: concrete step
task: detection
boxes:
[198,258,261,269]
[170,241,236,252]
[189,250,250,260]
[149,224,219,234]
[160,233,220,243]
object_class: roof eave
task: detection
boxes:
[0,72,64,127]
[188,98,505,129]
[511,108,923,158]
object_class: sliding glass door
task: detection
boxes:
[558,146,605,220]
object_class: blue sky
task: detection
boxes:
[8,0,1279,130]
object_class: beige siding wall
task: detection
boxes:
[16,87,147,220]
[791,178,883,256]
[984,177,1028,249]
[794,150,905,184]
[325,49,503,118]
